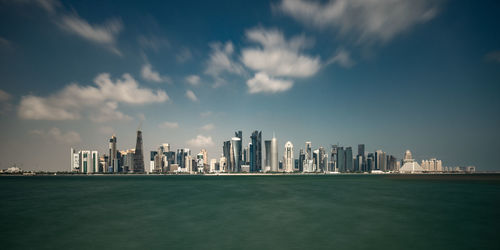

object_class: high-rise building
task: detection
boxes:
[357,144,366,171]
[305,141,312,160]
[318,147,325,172]
[264,140,272,172]
[210,159,217,173]
[219,156,227,172]
[250,130,262,172]
[223,141,231,171]
[200,149,208,165]
[375,150,386,172]
[345,147,353,172]
[70,148,79,172]
[133,130,145,173]
[367,153,374,172]
[109,135,118,173]
[298,149,305,172]
[177,149,185,169]
[234,131,243,171]
[284,141,294,172]
[331,145,338,172]
[271,133,278,172]
[337,147,345,172]
[231,137,242,172]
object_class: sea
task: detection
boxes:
[1,174,499,250]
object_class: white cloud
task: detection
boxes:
[485,51,500,63]
[18,73,168,121]
[185,90,198,102]
[326,49,354,68]
[0,89,11,102]
[277,0,443,44]
[205,41,246,87]
[58,14,123,55]
[159,121,179,129]
[185,75,201,86]
[141,63,171,83]
[200,123,215,131]
[241,27,321,78]
[187,135,214,148]
[247,72,293,94]
[98,126,114,135]
[30,127,81,145]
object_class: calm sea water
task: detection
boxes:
[1,175,499,250]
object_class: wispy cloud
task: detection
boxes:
[187,135,214,147]
[30,127,81,144]
[247,72,293,94]
[0,89,13,115]
[185,75,201,86]
[185,90,198,102]
[141,63,171,83]
[277,0,443,44]
[205,41,246,87]
[138,35,169,52]
[326,48,354,68]
[159,121,179,129]
[18,73,168,121]
[58,14,123,55]
[200,123,215,131]
[176,47,193,63]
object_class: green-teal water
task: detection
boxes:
[1,175,499,250]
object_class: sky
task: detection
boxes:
[0,0,499,171]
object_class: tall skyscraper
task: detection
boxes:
[318,147,325,172]
[305,141,312,160]
[284,141,294,172]
[250,130,262,172]
[271,133,278,172]
[331,145,338,172]
[264,140,271,171]
[133,130,145,173]
[357,144,366,171]
[231,137,242,172]
[298,149,305,172]
[345,147,353,172]
[109,135,117,173]
[337,147,345,172]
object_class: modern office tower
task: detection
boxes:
[133,130,145,173]
[357,144,366,171]
[298,149,305,172]
[313,149,319,172]
[322,153,329,173]
[367,153,374,172]
[356,154,363,172]
[185,155,193,173]
[271,133,278,172]
[318,147,325,172]
[197,153,204,172]
[150,151,157,173]
[231,137,242,172]
[165,151,175,165]
[284,141,294,172]
[219,156,227,172]
[108,135,118,172]
[234,131,243,171]
[345,147,353,172]
[330,145,338,172]
[305,141,312,160]
[387,155,397,172]
[264,140,272,171]
[375,150,384,171]
[243,146,248,165]
[223,141,231,171]
[177,149,185,169]
[70,148,79,172]
[123,149,135,172]
[336,147,345,172]
[250,130,262,172]
[200,149,208,165]
[210,159,217,172]
[279,160,283,171]
[79,150,98,173]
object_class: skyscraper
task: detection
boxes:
[250,130,262,172]
[271,133,278,172]
[345,147,353,172]
[109,135,117,173]
[357,144,366,171]
[231,137,242,172]
[264,140,271,171]
[337,147,345,172]
[133,130,145,173]
[305,141,312,160]
[284,141,294,172]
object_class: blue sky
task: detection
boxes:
[0,0,499,171]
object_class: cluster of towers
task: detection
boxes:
[70,130,144,173]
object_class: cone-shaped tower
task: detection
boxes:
[134,130,145,173]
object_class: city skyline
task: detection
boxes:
[0,1,499,171]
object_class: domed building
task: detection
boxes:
[399,150,424,173]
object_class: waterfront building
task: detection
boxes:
[284,141,294,172]
[330,145,338,172]
[108,135,118,173]
[70,148,79,172]
[337,147,345,172]
[210,159,217,172]
[264,140,271,172]
[133,130,145,173]
[399,150,424,173]
[345,147,353,172]
[298,149,305,172]
[305,141,312,160]
[271,133,278,172]
[219,156,227,172]
[250,130,262,172]
[231,137,242,172]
